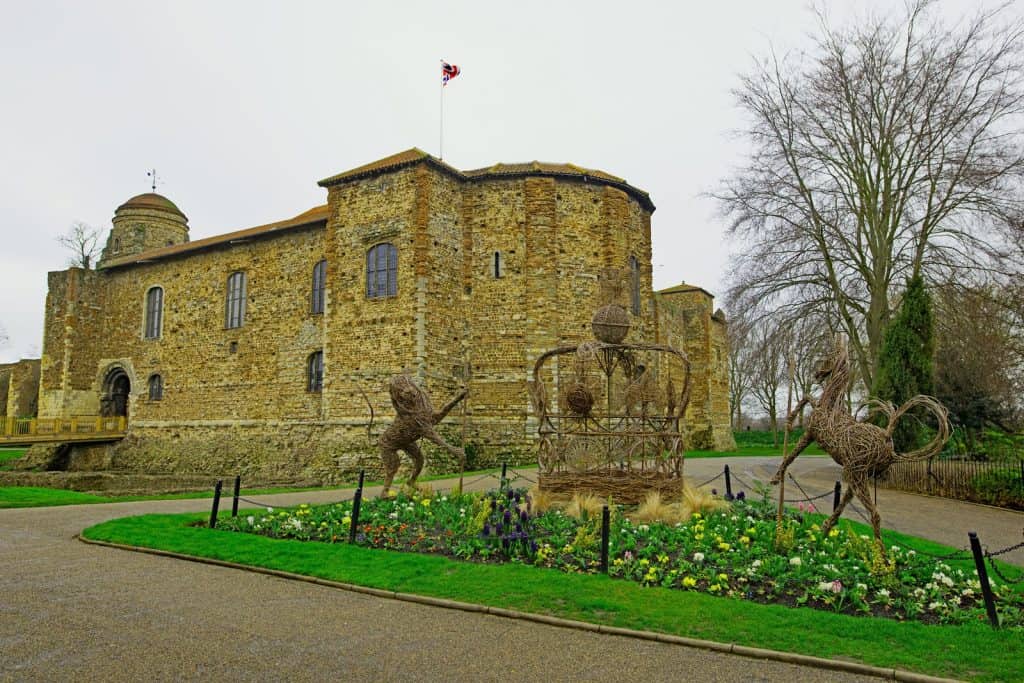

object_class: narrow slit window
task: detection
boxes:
[148,374,163,401]
[311,259,327,314]
[225,271,247,328]
[144,286,163,339]
[494,251,503,278]
[307,350,324,392]
[629,255,640,315]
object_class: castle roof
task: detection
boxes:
[116,192,187,220]
[656,282,716,299]
[319,148,655,211]
[100,204,329,269]
[101,149,652,270]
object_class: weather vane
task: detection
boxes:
[146,169,159,192]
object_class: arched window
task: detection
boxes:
[311,259,327,314]
[629,255,640,315]
[307,351,323,392]
[366,243,397,299]
[148,374,163,401]
[144,286,163,339]
[225,271,247,328]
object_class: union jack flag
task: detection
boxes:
[441,61,461,86]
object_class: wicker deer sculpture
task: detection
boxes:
[378,375,467,496]
[770,337,950,545]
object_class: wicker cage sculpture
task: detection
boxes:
[528,269,692,504]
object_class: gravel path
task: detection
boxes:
[3,455,1020,681]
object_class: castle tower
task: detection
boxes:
[99,193,189,265]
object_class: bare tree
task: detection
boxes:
[934,282,1024,449]
[57,221,101,269]
[716,2,1024,388]
[747,320,787,445]
[726,316,755,429]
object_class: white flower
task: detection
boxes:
[962,588,975,598]
[876,589,890,598]
[751,560,762,569]
[638,524,650,533]
[389,511,399,519]
[789,557,802,566]
[693,552,705,563]
[856,583,868,591]
[928,601,943,611]
[266,507,274,513]
[246,515,255,525]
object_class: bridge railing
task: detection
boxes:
[1,416,127,441]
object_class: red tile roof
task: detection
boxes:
[100,204,328,270]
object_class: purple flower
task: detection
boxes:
[496,523,504,535]
[736,491,746,501]
[507,490,515,500]
[520,510,528,523]
[514,492,521,503]
[515,523,523,533]
[503,510,512,524]
[711,488,718,495]
[483,523,491,537]
[530,541,538,553]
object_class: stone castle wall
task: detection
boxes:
[36,156,731,482]
[0,359,40,417]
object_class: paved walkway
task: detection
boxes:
[2,456,1021,681]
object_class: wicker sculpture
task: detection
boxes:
[378,375,467,496]
[528,269,694,504]
[770,337,950,545]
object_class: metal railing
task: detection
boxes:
[0,415,127,443]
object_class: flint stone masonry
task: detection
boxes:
[0,359,41,418]
[34,149,733,482]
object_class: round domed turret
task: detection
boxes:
[100,192,190,264]
[116,193,187,219]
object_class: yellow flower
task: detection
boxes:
[718,542,731,551]
[342,516,352,525]
[694,533,704,541]
[658,554,669,564]
[739,536,751,545]
[692,512,702,520]
[717,573,729,582]
[639,558,650,567]
[811,523,821,531]
[422,499,431,507]
[682,576,697,588]
[746,527,757,536]
[709,583,722,592]
[828,529,840,538]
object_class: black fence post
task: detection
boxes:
[209,480,223,529]
[724,464,732,499]
[500,461,508,490]
[231,475,241,518]
[348,486,363,544]
[599,505,610,574]
[968,531,1000,629]
[357,469,365,490]
[832,481,842,513]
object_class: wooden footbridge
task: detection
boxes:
[0,416,127,446]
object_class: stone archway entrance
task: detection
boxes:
[101,368,131,418]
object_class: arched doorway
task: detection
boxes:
[101,367,131,418]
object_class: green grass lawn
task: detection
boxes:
[82,512,1022,682]
[0,448,27,470]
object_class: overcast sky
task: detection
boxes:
[0,0,1013,363]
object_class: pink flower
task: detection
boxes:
[831,580,843,593]
[624,551,634,561]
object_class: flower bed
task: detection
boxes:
[216,488,1023,627]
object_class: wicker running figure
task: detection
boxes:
[770,337,949,545]
[378,375,467,496]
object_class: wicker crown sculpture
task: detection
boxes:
[771,337,950,544]
[529,268,692,504]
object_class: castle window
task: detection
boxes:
[311,259,327,314]
[493,251,504,278]
[307,350,323,392]
[629,255,640,315]
[225,271,247,328]
[144,286,163,339]
[148,374,163,401]
[366,243,397,299]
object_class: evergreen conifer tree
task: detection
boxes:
[872,274,935,452]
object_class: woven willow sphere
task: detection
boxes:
[565,383,595,416]
[592,303,631,343]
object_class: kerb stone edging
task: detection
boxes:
[76,535,961,683]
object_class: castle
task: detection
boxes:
[34,149,733,482]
